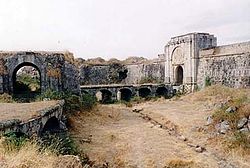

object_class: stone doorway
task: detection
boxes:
[175,65,183,85]
[12,63,41,101]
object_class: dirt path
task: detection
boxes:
[70,94,249,168]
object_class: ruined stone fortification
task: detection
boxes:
[164,33,250,91]
[197,42,250,88]
[0,32,249,95]
[78,32,249,91]
[79,57,165,85]
[0,51,80,94]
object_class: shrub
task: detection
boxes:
[37,90,96,113]
[2,132,28,152]
[205,76,212,87]
[81,94,96,111]
[64,94,82,113]
[16,74,40,92]
[38,132,79,155]
[37,89,64,100]
[228,132,250,151]
[0,93,14,103]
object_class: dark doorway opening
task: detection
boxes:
[156,86,168,98]
[120,88,132,101]
[175,65,183,85]
[100,89,113,104]
[138,87,151,98]
[13,63,41,102]
[42,117,61,134]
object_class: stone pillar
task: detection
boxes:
[117,90,121,101]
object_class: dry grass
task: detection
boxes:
[183,85,250,104]
[0,94,14,103]
[164,159,199,168]
[0,141,58,168]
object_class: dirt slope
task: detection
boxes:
[70,86,250,168]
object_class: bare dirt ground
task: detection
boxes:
[0,100,58,121]
[70,86,250,168]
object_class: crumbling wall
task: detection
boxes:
[79,61,165,85]
[80,63,128,85]
[197,42,250,88]
[0,51,80,95]
[125,62,165,84]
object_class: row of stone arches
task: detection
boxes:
[92,86,170,103]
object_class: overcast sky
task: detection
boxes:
[0,0,249,59]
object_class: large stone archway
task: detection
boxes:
[164,33,217,91]
[0,51,80,95]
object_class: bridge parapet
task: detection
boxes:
[0,100,65,136]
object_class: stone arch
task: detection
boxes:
[99,89,113,103]
[119,88,132,101]
[156,86,168,98]
[8,54,44,94]
[41,116,61,134]
[171,47,184,65]
[12,62,41,95]
[175,65,184,85]
[138,87,151,98]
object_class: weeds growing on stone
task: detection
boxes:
[37,89,97,113]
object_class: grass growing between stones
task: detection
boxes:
[201,85,250,155]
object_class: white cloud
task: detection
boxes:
[0,0,249,59]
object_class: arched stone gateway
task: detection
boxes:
[119,88,132,101]
[156,86,168,98]
[175,65,183,85]
[0,51,80,95]
[165,33,217,92]
[138,87,151,98]
[98,89,113,103]
[12,62,41,100]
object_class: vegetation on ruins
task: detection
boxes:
[16,73,40,92]
[205,76,212,87]
[46,68,62,79]
[37,89,96,113]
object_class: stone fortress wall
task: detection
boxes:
[79,32,249,91]
[0,32,249,95]
[197,41,250,88]
[163,32,249,91]
[79,57,165,86]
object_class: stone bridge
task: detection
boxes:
[81,84,174,103]
[0,100,65,136]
